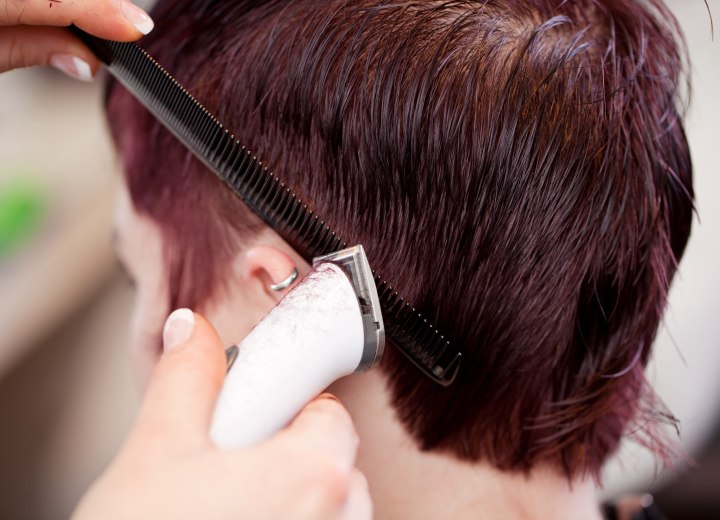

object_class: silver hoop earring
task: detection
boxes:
[269,267,298,292]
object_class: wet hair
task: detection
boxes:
[107,0,693,478]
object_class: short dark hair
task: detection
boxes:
[107,0,693,478]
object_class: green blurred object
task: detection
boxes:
[0,177,46,259]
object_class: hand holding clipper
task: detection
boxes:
[210,245,384,449]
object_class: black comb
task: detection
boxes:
[74,29,461,386]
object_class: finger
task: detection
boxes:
[131,309,227,449]
[0,26,98,76]
[270,394,359,470]
[254,396,362,519]
[339,470,373,520]
[0,0,153,41]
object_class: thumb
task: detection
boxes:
[130,309,227,450]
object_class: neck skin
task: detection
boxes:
[328,370,602,520]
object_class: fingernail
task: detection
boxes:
[163,308,195,351]
[49,54,93,81]
[121,0,155,35]
[318,393,341,403]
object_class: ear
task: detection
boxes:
[240,244,300,303]
[202,242,305,348]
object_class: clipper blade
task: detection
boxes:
[313,245,384,373]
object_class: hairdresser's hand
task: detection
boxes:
[0,0,153,78]
[72,310,371,520]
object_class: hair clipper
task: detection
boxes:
[210,245,384,449]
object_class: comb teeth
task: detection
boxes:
[75,30,461,386]
[374,278,461,383]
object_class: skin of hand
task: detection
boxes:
[72,309,372,520]
[0,0,154,78]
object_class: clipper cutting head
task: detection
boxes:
[73,30,462,386]
[313,245,384,373]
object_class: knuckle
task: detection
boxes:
[0,0,18,25]
[2,35,25,71]
[300,459,352,515]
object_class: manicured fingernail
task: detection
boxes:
[163,308,195,351]
[121,0,155,35]
[49,54,93,81]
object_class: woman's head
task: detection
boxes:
[108,0,693,478]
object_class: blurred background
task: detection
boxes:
[0,1,718,518]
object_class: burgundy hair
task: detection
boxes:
[107,0,693,478]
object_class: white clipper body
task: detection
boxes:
[210,245,384,449]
